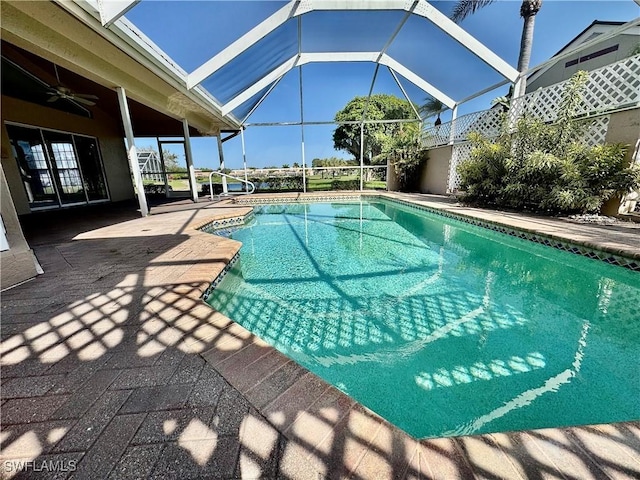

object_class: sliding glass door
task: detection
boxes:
[6,123,109,210]
[74,136,108,201]
[7,125,59,209]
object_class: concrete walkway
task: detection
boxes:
[1,195,639,479]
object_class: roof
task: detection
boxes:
[551,21,626,58]
[66,0,524,125]
[527,20,637,84]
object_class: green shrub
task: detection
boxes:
[457,71,640,214]
[248,175,305,192]
[330,179,360,190]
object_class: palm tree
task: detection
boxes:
[419,97,446,125]
[451,0,543,97]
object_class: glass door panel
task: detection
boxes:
[6,124,59,209]
[42,131,86,204]
[74,136,108,201]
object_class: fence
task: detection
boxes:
[422,55,640,193]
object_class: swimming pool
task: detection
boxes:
[205,199,640,439]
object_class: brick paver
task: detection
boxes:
[1,196,638,479]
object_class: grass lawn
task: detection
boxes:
[307,175,386,191]
[158,175,386,193]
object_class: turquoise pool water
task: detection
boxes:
[205,200,640,439]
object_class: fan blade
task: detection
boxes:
[74,94,99,100]
[47,96,60,103]
[71,96,96,106]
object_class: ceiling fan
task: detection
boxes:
[46,63,98,106]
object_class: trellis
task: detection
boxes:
[425,55,640,193]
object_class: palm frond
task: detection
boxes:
[451,0,497,23]
[419,97,446,119]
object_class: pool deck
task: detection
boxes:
[1,192,639,479]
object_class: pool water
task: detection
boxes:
[205,200,640,439]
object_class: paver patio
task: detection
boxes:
[1,194,639,479]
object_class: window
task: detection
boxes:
[6,124,109,210]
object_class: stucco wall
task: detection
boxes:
[604,108,640,147]
[418,145,452,195]
[602,108,640,215]
[1,95,133,215]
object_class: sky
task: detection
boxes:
[129,0,640,169]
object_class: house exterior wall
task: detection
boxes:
[1,95,134,215]
[527,34,638,92]
[418,145,452,195]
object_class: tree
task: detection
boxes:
[374,122,427,191]
[282,163,290,168]
[451,0,542,97]
[419,97,446,125]
[161,150,187,172]
[333,94,417,165]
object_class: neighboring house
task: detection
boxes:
[0,1,240,289]
[526,21,640,92]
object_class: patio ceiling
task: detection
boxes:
[77,0,522,124]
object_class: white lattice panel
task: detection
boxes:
[423,123,451,148]
[515,54,640,123]
[448,142,473,192]
[582,55,640,111]
[583,115,610,146]
[453,108,503,142]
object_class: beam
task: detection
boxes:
[309,0,408,10]
[246,119,421,126]
[223,52,379,117]
[187,1,302,89]
[221,55,299,115]
[379,54,455,108]
[241,74,286,124]
[378,1,417,61]
[98,0,139,27]
[298,52,379,64]
[413,0,519,82]
[388,67,422,120]
[456,78,510,105]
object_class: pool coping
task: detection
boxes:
[190,192,640,478]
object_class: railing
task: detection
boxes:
[209,171,255,200]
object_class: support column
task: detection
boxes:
[182,119,198,202]
[116,87,148,216]
[299,65,307,193]
[156,138,170,196]
[240,128,249,193]
[449,103,458,145]
[359,123,365,191]
[216,133,228,194]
